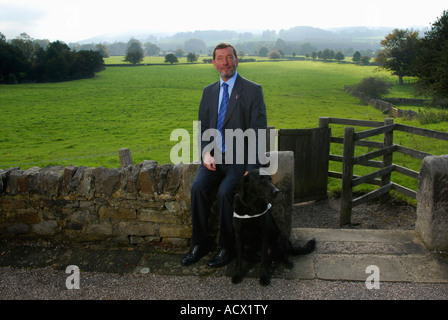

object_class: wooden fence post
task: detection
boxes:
[119,148,133,168]
[319,117,330,129]
[340,127,355,226]
[380,118,394,202]
[266,126,276,152]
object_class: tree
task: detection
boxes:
[413,10,448,99]
[361,56,371,65]
[95,44,109,58]
[187,52,198,64]
[351,77,392,99]
[124,39,144,65]
[70,50,105,79]
[1,37,104,83]
[175,48,185,58]
[34,39,50,50]
[375,29,419,84]
[335,51,345,62]
[277,48,285,58]
[36,40,73,82]
[268,50,281,59]
[109,42,127,55]
[10,32,37,62]
[165,53,178,64]
[352,51,361,62]
[145,42,160,56]
[258,46,269,57]
[299,42,316,56]
[0,38,31,83]
[321,48,333,60]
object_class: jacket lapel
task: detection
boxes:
[210,81,220,129]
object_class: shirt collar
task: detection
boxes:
[219,71,238,91]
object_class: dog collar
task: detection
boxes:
[233,203,272,219]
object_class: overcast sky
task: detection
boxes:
[1,0,446,42]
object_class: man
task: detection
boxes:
[181,43,268,268]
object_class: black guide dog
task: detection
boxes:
[232,169,316,286]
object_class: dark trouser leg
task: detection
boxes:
[216,164,245,249]
[190,165,223,245]
[190,163,244,248]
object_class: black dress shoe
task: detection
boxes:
[207,248,235,268]
[181,243,215,266]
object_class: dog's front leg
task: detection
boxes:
[260,232,272,286]
[232,231,244,284]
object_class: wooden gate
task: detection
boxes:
[320,117,448,226]
[278,127,331,203]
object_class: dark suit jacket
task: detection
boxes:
[198,74,267,171]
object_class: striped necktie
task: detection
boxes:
[216,82,229,152]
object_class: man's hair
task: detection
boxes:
[213,43,238,60]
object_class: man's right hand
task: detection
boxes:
[203,152,216,171]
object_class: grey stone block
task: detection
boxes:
[416,155,448,251]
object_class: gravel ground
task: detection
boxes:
[293,197,416,230]
[1,266,447,301]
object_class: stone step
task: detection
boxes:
[291,228,427,255]
[286,228,448,283]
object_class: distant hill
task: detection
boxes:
[77,31,164,44]
[75,25,429,54]
[278,26,334,41]
[326,26,395,38]
[77,25,402,44]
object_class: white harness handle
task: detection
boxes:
[233,203,272,219]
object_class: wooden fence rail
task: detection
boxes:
[319,117,448,226]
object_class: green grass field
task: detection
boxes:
[1,59,447,199]
[104,55,191,64]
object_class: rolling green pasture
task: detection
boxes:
[103,55,257,65]
[1,60,447,199]
[104,55,189,64]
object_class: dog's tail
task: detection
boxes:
[289,238,316,256]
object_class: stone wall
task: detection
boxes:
[0,161,198,246]
[344,85,418,118]
[416,155,448,251]
[385,97,448,108]
[0,152,293,247]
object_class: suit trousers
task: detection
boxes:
[190,162,245,249]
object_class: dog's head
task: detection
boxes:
[236,169,280,206]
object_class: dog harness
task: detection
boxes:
[233,203,272,219]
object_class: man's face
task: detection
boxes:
[213,47,238,81]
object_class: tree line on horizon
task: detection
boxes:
[121,37,374,66]
[0,33,104,84]
[70,37,378,61]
